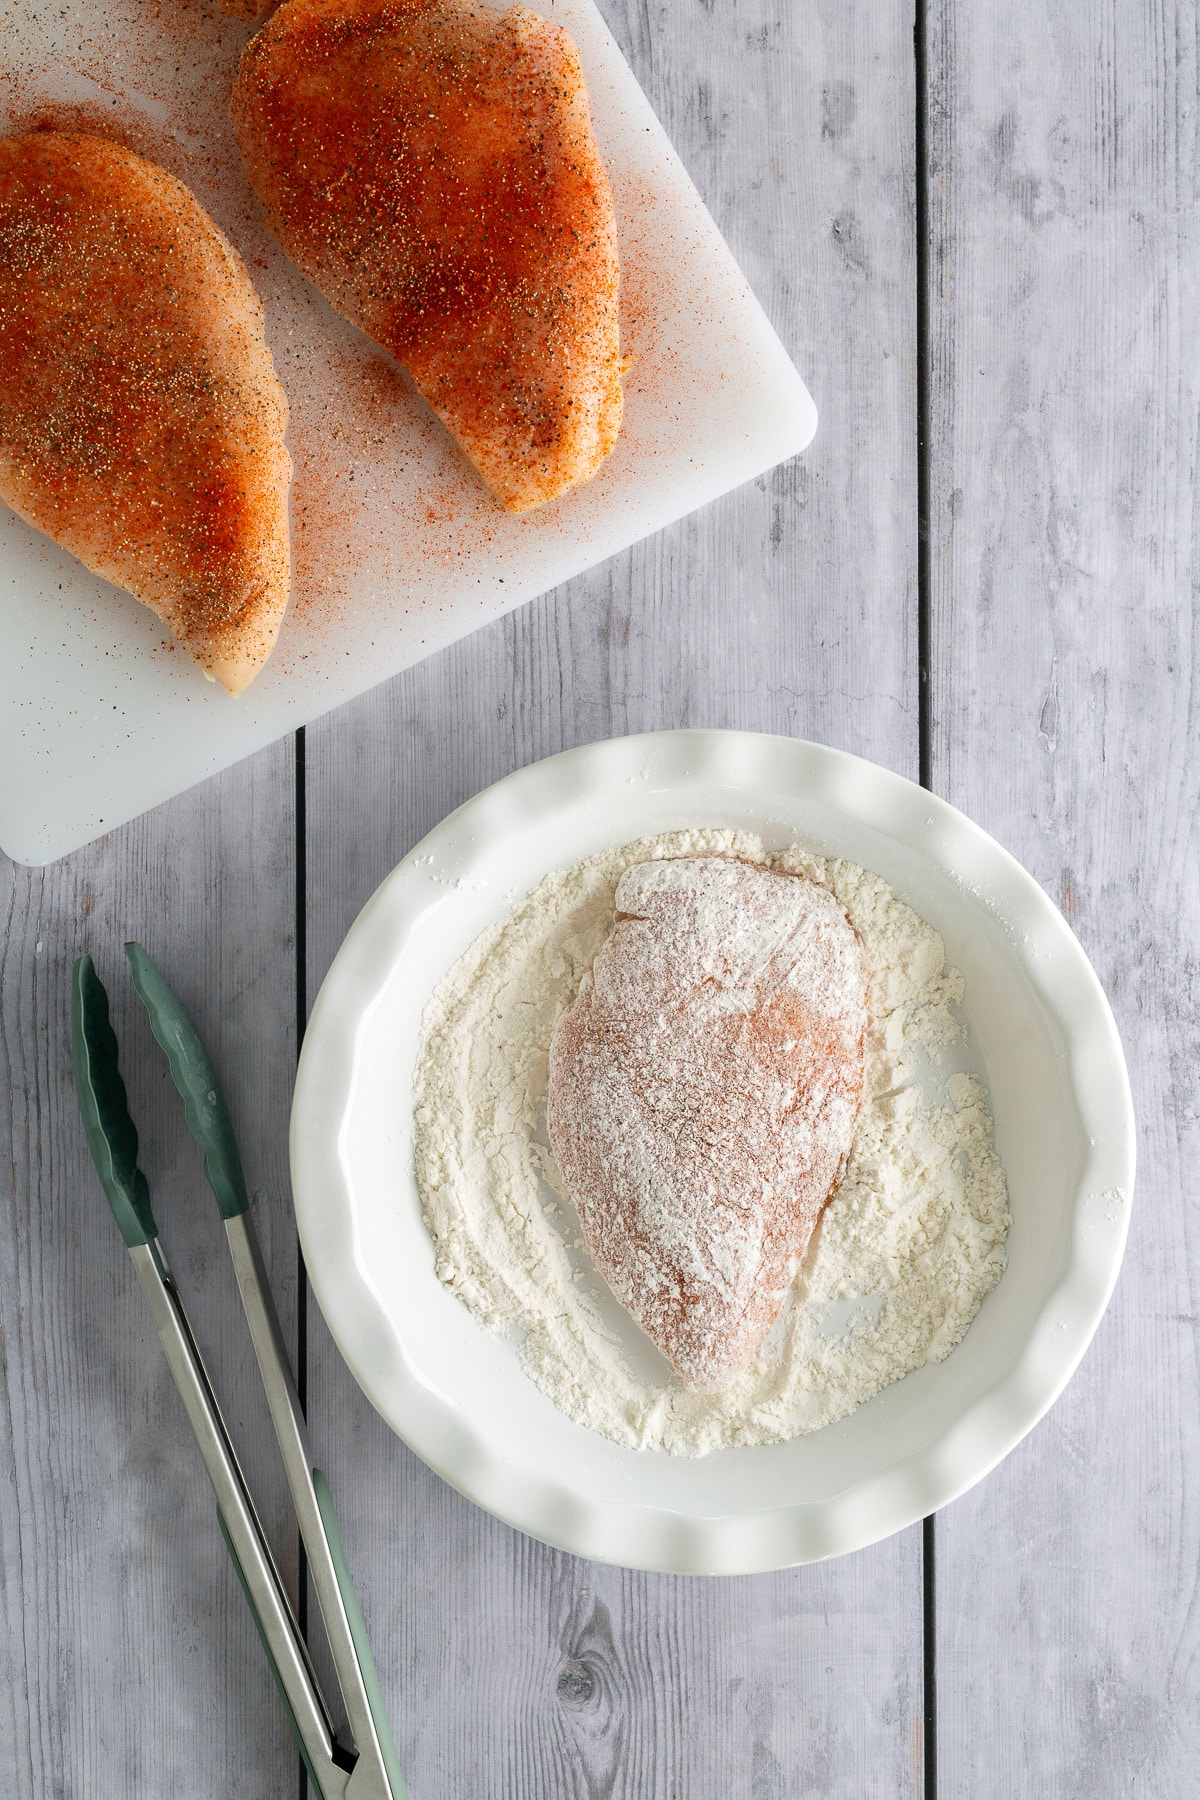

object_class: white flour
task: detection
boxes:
[413,831,1011,1456]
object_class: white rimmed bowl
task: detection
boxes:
[290,730,1134,1573]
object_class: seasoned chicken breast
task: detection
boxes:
[233,0,622,514]
[0,132,291,695]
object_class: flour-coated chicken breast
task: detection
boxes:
[547,859,868,1392]
[233,0,622,514]
[0,132,291,695]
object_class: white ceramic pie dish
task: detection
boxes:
[290,730,1135,1574]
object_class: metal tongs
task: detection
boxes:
[71,944,406,1800]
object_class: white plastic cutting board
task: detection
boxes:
[0,0,816,865]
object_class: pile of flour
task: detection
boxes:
[413,831,1010,1456]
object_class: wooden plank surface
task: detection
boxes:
[303,2,924,1795]
[0,747,300,1796]
[5,0,1198,1794]
[925,1,1200,1793]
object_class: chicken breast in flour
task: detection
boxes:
[232,0,623,513]
[547,857,869,1393]
[0,132,291,695]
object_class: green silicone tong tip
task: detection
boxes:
[71,954,159,1252]
[124,941,249,1221]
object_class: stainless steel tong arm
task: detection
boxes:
[127,1240,351,1799]
[224,1212,399,1800]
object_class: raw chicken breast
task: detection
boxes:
[233,0,622,513]
[0,132,291,695]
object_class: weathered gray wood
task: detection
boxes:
[303,1,923,1794]
[0,745,300,1796]
[8,0,1196,1791]
[11,0,1200,1789]
[926,1,1200,1793]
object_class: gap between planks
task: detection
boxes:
[915,1,939,1794]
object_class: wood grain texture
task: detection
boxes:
[925,0,1200,1793]
[19,0,1200,1792]
[0,745,300,1797]
[302,1,924,1795]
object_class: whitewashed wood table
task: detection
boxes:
[1,0,1196,1793]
